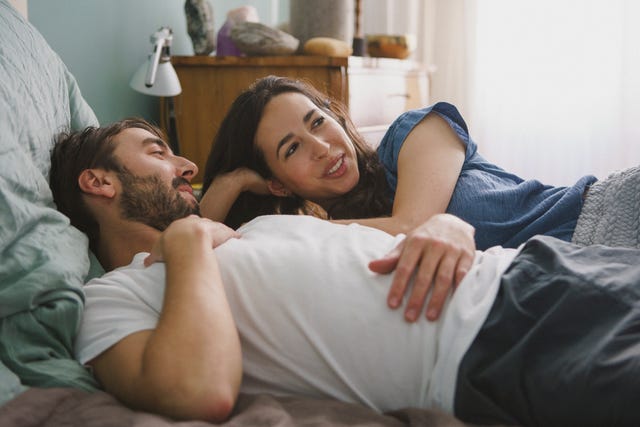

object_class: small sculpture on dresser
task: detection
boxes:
[184,0,216,55]
[230,22,299,56]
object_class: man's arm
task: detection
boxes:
[88,217,242,422]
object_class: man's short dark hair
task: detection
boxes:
[49,118,165,251]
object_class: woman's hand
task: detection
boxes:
[200,168,270,222]
[234,167,271,195]
[368,214,476,322]
[144,215,240,266]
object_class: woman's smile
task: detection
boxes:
[325,155,346,177]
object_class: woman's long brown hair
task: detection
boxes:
[202,76,391,229]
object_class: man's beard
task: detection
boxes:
[118,172,200,231]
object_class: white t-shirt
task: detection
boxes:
[75,215,518,413]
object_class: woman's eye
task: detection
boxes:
[312,117,325,128]
[285,142,299,158]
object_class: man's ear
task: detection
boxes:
[78,169,116,199]
[266,179,292,197]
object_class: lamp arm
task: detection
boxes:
[145,36,165,87]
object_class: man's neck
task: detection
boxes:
[96,220,161,271]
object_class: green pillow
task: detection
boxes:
[0,0,101,403]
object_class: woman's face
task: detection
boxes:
[255,92,360,206]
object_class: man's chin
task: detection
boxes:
[118,171,201,228]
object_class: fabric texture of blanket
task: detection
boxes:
[572,165,640,248]
[0,388,485,427]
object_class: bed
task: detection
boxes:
[0,2,494,426]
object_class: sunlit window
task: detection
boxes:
[468,0,640,184]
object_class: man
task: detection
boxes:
[49,120,242,421]
[50,118,640,426]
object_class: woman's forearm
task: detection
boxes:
[199,174,246,222]
[200,168,269,223]
[330,215,422,235]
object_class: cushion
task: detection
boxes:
[0,0,100,405]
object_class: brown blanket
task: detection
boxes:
[0,388,487,427]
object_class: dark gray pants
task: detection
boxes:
[455,236,640,427]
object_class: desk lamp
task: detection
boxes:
[130,27,182,154]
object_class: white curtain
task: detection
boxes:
[415,0,640,185]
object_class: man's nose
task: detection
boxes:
[176,156,198,180]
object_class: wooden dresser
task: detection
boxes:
[162,55,429,183]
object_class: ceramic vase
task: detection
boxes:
[289,0,354,50]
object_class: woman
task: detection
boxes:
[200,75,638,251]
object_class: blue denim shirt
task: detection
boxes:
[377,102,597,250]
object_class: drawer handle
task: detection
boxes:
[387,93,410,99]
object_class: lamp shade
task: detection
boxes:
[130,57,182,97]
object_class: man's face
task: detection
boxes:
[111,128,200,230]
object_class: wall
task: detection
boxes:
[28,0,406,126]
[28,0,289,125]
[7,0,26,17]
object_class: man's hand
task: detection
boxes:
[144,215,240,266]
[369,214,476,322]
